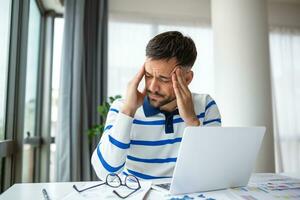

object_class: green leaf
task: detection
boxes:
[99,124,105,133]
[87,95,122,139]
[115,95,121,99]
[97,105,107,116]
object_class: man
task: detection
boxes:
[91,31,221,180]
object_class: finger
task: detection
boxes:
[169,66,178,76]
[175,69,189,95]
[172,72,184,92]
[172,73,183,99]
[176,68,187,86]
[132,64,145,86]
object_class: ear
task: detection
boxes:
[185,70,194,85]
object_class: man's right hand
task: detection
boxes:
[121,65,146,117]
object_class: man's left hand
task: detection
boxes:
[172,68,200,126]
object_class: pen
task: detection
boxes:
[42,188,51,200]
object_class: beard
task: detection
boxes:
[146,90,176,108]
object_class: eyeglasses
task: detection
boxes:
[73,173,141,199]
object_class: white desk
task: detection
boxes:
[1,173,300,200]
[0,181,237,200]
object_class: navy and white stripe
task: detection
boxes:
[91,93,221,180]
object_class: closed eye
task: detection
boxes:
[159,77,172,83]
[145,72,171,83]
[145,73,153,78]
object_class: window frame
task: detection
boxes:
[1,0,62,192]
[21,0,44,183]
[2,0,31,191]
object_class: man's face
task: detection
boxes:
[144,58,179,108]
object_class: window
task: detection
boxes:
[107,20,215,98]
[49,17,64,182]
[108,21,153,97]
[0,0,12,191]
[0,0,12,141]
[269,27,300,173]
[22,0,42,182]
[0,0,64,189]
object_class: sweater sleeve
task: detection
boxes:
[203,95,222,126]
[91,99,133,180]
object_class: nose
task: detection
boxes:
[148,78,160,93]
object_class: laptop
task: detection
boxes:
[152,127,265,195]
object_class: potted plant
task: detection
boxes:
[88,95,121,139]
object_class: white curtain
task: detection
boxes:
[269,27,300,173]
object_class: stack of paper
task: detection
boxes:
[229,173,300,200]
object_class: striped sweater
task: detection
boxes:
[91,93,221,180]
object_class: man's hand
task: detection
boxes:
[122,65,146,117]
[172,68,200,126]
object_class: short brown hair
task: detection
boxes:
[146,31,197,68]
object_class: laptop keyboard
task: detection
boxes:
[156,183,171,190]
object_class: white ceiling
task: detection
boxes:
[40,0,300,15]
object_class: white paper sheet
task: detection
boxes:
[229,173,300,200]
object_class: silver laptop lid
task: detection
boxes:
[170,127,265,195]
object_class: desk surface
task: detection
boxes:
[1,173,300,200]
